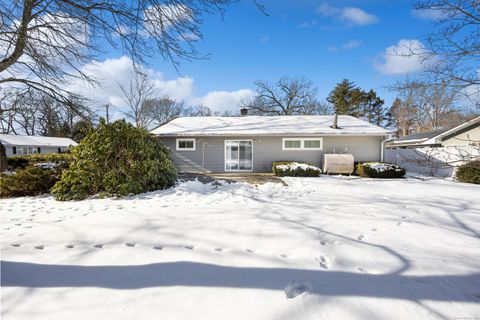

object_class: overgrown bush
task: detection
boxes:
[356,162,405,178]
[51,119,176,200]
[0,166,61,197]
[272,161,321,177]
[7,153,73,170]
[455,160,480,184]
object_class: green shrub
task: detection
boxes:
[51,119,176,200]
[456,160,480,184]
[272,161,321,177]
[7,153,73,170]
[357,162,406,178]
[0,166,61,197]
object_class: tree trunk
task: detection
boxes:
[0,142,7,172]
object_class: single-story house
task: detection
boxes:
[151,115,391,173]
[386,116,480,149]
[0,134,78,157]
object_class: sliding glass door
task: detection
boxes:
[225,140,253,171]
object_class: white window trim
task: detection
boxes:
[176,138,196,151]
[224,140,254,172]
[282,138,323,150]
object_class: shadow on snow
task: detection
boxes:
[2,260,479,303]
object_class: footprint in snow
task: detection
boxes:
[34,245,44,250]
[65,244,74,249]
[397,222,402,226]
[93,244,103,249]
[246,249,254,253]
[214,247,223,252]
[358,235,365,241]
[280,254,288,258]
[315,255,331,269]
[153,246,163,250]
[284,280,311,299]
[125,242,136,247]
[11,243,21,247]
[184,245,194,250]
[14,223,22,226]
[371,228,377,232]
[470,292,480,300]
[357,268,365,273]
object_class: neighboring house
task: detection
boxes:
[387,116,480,149]
[0,134,78,157]
[151,115,391,173]
[384,117,480,177]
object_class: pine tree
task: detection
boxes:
[361,90,385,126]
[327,79,363,116]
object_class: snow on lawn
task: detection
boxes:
[1,176,480,320]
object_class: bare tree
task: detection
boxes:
[182,105,213,116]
[0,89,95,136]
[0,0,264,103]
[408,0,480,103]
[246,76,329,116]
[389,78,466,135]
[118,68,154,128]
[143,97,184,127]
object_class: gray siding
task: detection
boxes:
[159,135,384,173]
[5,146,66,157]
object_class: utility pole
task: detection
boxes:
[105,104,110,124]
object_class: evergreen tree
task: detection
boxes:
[327,79,363,116]
[361,89,386,126]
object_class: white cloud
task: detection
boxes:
[297,20,318,28]
[317,4,378,26]
[190,89,256,113]
[70,56,254,116]
[71,56,193,111]
[327,46,339,53]
[411,9,444,21]
[327,40,361,53]
[373,39,427,75]
[342,40,362,50]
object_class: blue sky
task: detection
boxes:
[84,0,437,114]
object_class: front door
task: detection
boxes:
[225,140,253,171]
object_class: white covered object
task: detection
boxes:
[323,153,354,174]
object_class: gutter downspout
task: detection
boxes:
[381,135,394,162]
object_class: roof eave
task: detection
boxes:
[154,132,390,137]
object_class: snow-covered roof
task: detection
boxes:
[388,116,480,147]
[151,115,390,136]
[0,134,78,147]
